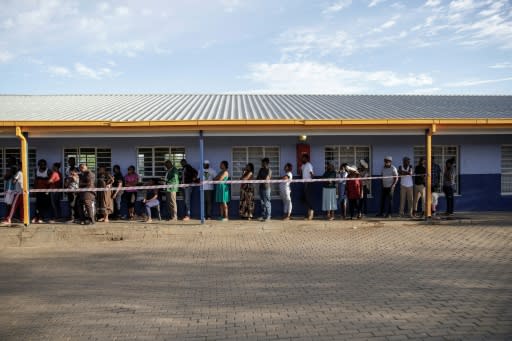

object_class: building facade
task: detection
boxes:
[1,94,511,221]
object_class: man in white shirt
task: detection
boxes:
[301,154,315,220]
[398,157,414,218]
[202,160,217,219]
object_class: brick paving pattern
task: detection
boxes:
[0,221,511,340]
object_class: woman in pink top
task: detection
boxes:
[48,162,62,222]
[123,165,139,220]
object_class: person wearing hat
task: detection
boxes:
[202,160,217,220]
[398,156,414,218]
[358,159,370,217]
[377,156,398,218]
[346,165,363,219]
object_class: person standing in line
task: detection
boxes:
[337,163,348,219]
[202,160,217,220]
[96,166,114,223]
[431,158,442,216]
[2,164,23,225]
[398,157,414,218]
[321,163,338,221]
[301,154,315,220]
[377,156,398,218]
[280,163,293,220]
[257,158,272,222]
[239,163,255,220]
[346,166,363,220]
[443,158,457,216]
[358,160,370,217]
[180,159,199,221]
[214,161,230,221]
[48,162,62,223]
[164,160,179,221]
[32,159,51,224]
[78,164,96,225]
[111,165,124,220]
[123,165,139,221]
[65,168,80,223]
[413,157,426,217]
[65,157,79,177]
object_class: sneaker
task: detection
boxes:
[182,216,190,221]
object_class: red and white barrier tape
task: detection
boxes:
[0,174,425,195]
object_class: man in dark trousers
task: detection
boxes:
[78,164,96,225]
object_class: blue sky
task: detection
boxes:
[0,0,511,94]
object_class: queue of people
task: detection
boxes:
[1,154,456,224]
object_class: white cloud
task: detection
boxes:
[221,0,241,13]
[368,0,386,8]
[115,6,131,17]
[74,62,112,80]
[97,2,110,13]
[2,18,14,29]
[408,87,442,94]
[96,40,146,57]
[245,62,433,94]
[446,76,512,87]
[278,28,357,60]
[424,0,441,7]
[489,62,512,69]
[371,15,400,33]
[449,0,476,11]
[323,0,352,14]
[0,51,14,63]
[47,65,70,77]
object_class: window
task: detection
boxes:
[231,146,280,198]
[501,145,512,194]
[136,147,185,180]
[413,145,459,194]
[0,147,37,193]
[64,147,112,172]
[324,145,371,170]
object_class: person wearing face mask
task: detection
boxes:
[376,156,398,218]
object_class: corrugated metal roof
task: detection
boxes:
[0,94,511,121]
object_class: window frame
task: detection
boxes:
[63,147,112,173]
[324,145,372,194]
[135,146,186,181]
[413,145,460,195]
[231,146,281,199]
[501,145,512,195]
[0,147,37,197]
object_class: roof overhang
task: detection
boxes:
[1,119,512,137]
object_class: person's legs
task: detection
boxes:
[388,188,394,216]
[145,199,160,220]
[399,186,406,216]
[85,199,95,224]
[443,186,454,214]
[261,188,271,219]
[406,187,413,216]
[304,184,313,219]
[361,187,368,215]
[205,190,213,218]
[184,187,192,218]
[348,199,355,218]
[378,188,386,216]
[413,185,421,215]
[432,190,439,215]
[50,193,61,220]
[166,192,177,220]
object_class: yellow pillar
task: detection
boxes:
[425,125,435,219]
[15,127,30,226]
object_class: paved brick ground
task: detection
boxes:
[0,221,511,340]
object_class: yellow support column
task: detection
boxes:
[15,127,30,226]
[425,125,435,219]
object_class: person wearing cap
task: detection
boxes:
[202,160,217,220]
[377,156,398,218]
[358,159,370,217]
[413,157,426,217]
[346,165,363,219]
[398,156,414,218]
